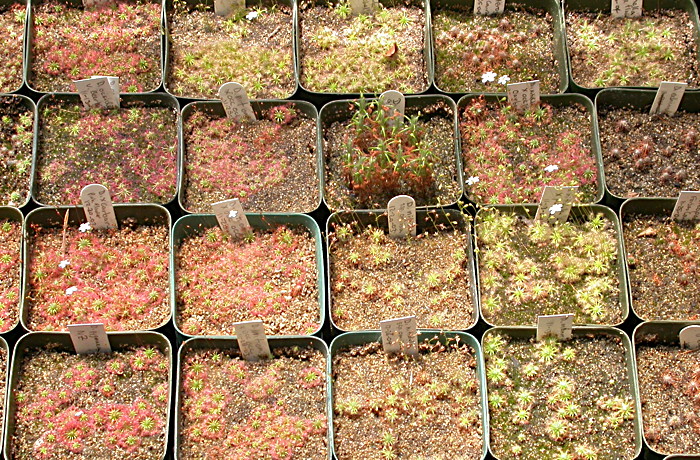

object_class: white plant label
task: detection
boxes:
[234,320,271,361]
[474,0,505,15]
[214,0,245,16]
[537,314,574,341]
[219,82,256,121]
[380,90,405,128]
[380,316,418,355]
[349,0,379,16]
[671,191,700,221]
[211,198,251,239]
[74,77,120,110]
[611,0,642,18]
[650,82,687,116]
[680,325,700,349]
[91,75,120,107]
[535,185,579,223]
[68,323,111,354]
[80,184,118,230]
[387,195,416,239]
[507,80,540,113]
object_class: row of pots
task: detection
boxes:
[0,197,695,338]
[2,0,699,97]
[0,89,698,211]
[0,324,697,459]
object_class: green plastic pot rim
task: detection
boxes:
[2,331,173,460]
[174,335,332,460]
[20,204,172,333]
[473,204,630,328]
[31,92,182,208]
[482,326,643,460]
[177,99,323,214]
[170,213,326,339]
[324,209,479,333]
[456,92,605,205]
[329,330,489,460]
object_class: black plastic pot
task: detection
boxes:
[0,95,35,209]
[0,0,26,94]
[0,207,22,336]
[430,0,568,94]
[179,99,322,214]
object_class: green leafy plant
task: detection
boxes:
[0,3,25,92]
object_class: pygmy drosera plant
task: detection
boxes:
[36,101,178,205]
[0,97,33,207]
[11,345,169,459]
[168,1,294,99]
[176,224,319,336]
[0,3,25,92]
[476,208,621,325]
[26,216,170,331]
[30,0,161,92]
[0,219,21,333]
[460,97,598,204]
[179,347,327,458]
[182,104,318,213]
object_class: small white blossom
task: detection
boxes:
[79,222,91,233]
[498,75,511,85]
[481,71,497,84]
[544,164,559,173]
[549,204,563,215]
[58,259,70,269]
[228,210,238,218]
[65,286,78,295]
[246,11,259,20]
[466,176,480,186]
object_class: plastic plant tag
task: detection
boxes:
[80,184,118,230]
[507,80,540,113]
[91,75,120,107]
[68,323,112,354]
[474,0,505,15]
[219,82,256,121]
[671,191,700,221]
[74,77,120,110]
[211,198,251,239]
[536,314,574,341]
[380,90,405,129]
[611,0,642,18]
[535,185,578,223]
[387,195,416,239]
[650,82,687,116]
[349,0,379,16]
[380,316,418,355]
[234,320,271,361]
[680,325,700,349]
[214,0,245,16]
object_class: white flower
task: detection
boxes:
[246,10,258,20]
[549,204,563,215]
[498,75,511,85]
[544,164,559,173]
[79,222,91,233]
[228,210,238,218]
[466,176,480,186]
[58,259,70,269]
[65,286,78,295]
[481,71,497,84]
